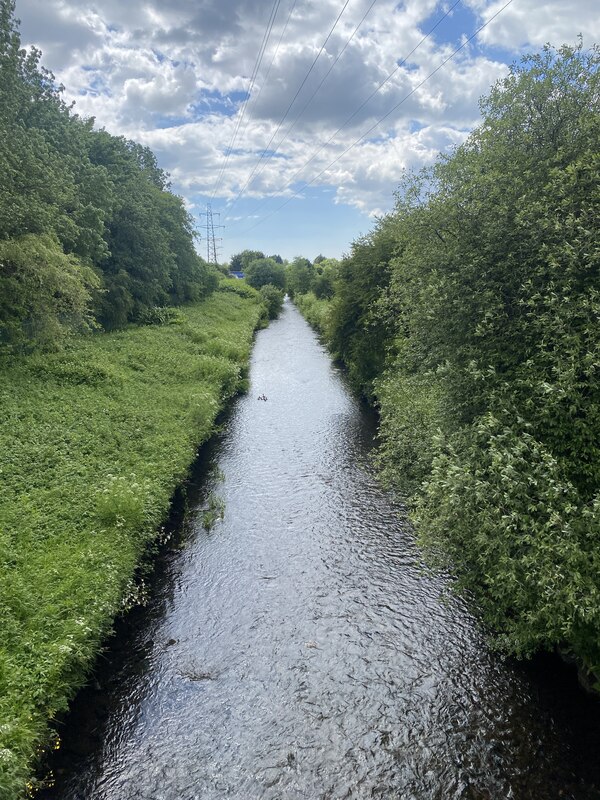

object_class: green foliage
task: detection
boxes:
[312,257,339,300]
[136,306,185,326]
[415,415,600,665]
[294,291,331,335]
[259,283,284,319]
[285,256,313,299]
[0,234,100,353]
[326,217,399,395]
[229,249,265,272]
[374,369,443,497]
[0,2,214,348]
[294,41,600,674]
[0,291,262,798]
[217,277,260,300]
[244,257,286,290]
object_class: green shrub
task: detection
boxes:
[259,284,284,319]
[0,234,100,354]
[415,414,600,664]
[136,306,186,326]
[294,292,331,336]
[374,368,443,497]
[218,278,260,299]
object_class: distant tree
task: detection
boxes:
[245,258,286,290]
[230,249,265,272]
[312,258,339,300]
[269,253,283,264]
[285,256,313,298]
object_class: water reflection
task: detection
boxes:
[40,301,600,800]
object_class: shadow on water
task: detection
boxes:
[36,399,244,792]
[38,301,600,800]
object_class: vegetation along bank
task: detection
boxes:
[0,4,271,795]
[292,43,600,685]
[0,285,264,797]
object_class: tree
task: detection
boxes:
[312,257,339,300]
[230,249,265,272]
[285,256,313,298]
[244,257,286,290]
[327,216,398,393]
[0,234,100,352]
[259,284,284,319]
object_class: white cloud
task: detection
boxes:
[13,0,600,233]
[466,0,600,50]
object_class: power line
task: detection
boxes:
[239,0,515,234]
[235,0,300,155]
[220,0,352,215]
[224,0,379,220]
[211,0,281,200]
[228,0,461,227]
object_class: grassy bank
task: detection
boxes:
[293,292,330,337]
[0,288,262,798]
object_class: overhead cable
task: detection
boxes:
[235,0,300,155]
[238,0,515,234]
[228,0,461,226]
[225,0,379,220]
[211,0,281,200]
[220,0,352,212]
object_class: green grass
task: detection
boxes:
[0,290,262,799]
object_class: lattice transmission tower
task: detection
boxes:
[202,203,224,265]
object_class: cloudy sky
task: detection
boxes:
[14,0,600,262]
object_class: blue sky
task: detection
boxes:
[15,0,600,263]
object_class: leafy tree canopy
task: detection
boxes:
[244,257,286,290]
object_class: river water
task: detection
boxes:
[40,300,600,800]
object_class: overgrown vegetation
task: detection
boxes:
[294,42,600,679]
[0,289,262,798]
[259,284,285,319]
[0,1,217,354]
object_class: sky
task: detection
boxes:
[14,0,600,263]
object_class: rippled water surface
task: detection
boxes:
[41,301,600,799]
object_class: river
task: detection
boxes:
[39,300,600,799]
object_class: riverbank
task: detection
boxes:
[0,288,263,799]
[33,300,600,800]
[293,290,600,694]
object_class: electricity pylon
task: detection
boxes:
[202,203,224,265]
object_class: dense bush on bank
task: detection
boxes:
[0,290,262,798]
[295,42,600,679]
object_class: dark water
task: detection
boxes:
[40,301,600,800]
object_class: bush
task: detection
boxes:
[218,277,260,300]
[374,368,443,497]
[0,234,100,354]
[136,306,185,326]
[294,292,331,335]
[259,284,284,319]
[415,414,600,664]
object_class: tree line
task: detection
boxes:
[0,0,218,354]
[292,42,600,680]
